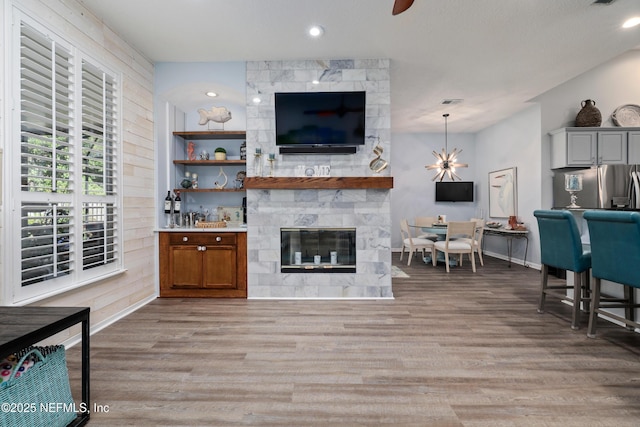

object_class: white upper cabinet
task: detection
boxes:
[628,131,640,164]
[550,127,635,169]
[565,131,596,166]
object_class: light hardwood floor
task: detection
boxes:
[66,254,640,426]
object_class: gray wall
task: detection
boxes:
[474,105,542,266]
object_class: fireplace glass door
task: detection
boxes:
[281,228,356,273]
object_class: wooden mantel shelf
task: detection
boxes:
[244,176,393,190]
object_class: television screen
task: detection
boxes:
[275,91,366,146]
[435,181,474,202]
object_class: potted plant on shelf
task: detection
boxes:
[214,147,227,160]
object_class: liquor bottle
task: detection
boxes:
[164,191,172,214]
[174,191,181,214]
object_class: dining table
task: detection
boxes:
[413,223,448,236]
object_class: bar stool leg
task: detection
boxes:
[581,271,591,314]
[571,271,581,330]
[538,264,548,314]
[624,286,635,331]
[587,278,601,338]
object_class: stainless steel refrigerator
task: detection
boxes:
[552,164,640,210]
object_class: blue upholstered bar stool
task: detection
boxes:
[583,210,640,338]
[533,210,591,330]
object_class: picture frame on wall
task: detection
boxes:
[489,167,517,218]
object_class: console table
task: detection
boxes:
[0,306,90,426]
[483,228,529,268]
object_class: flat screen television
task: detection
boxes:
[435,181,474,202]
[275,91,366,148]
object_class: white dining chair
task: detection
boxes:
[432,221,476,273]
[457,218,485,266]
[400,219,434,266]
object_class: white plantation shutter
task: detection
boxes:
[20,24,74,194]
[19,22,75,287]
[80,61,119,270]
[81,61,118,196]
[14,16,122,302]
[20,202,74,286]
[82,202,118,270]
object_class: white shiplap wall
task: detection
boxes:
[0,0,157,340]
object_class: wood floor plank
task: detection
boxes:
[65,254,640,426]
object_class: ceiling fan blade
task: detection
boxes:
[392,0,415,15]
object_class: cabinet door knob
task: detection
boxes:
[182,236,188,242]
[216,236,222,242]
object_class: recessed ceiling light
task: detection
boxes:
[206,91,218,97]
[622,17,640,28]
[308,25,324,38]
[252,97,262,104]
[312,79,320,85]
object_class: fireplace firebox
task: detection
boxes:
[280,228,356,273]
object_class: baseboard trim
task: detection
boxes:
[61,294,157,349]
[482,250,540,270]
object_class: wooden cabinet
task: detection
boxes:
[550,128,628,168]
[159,231,247,298]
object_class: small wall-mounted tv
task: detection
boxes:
[435,181,474,202]
[275,91,366,149]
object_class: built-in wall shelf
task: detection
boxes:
[244,177,394,190]
[173,160,246,165]
[173,131,246,140]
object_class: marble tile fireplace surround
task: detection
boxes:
[245,58,392,299]
[246,179,393,298]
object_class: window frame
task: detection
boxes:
[6,8,125,305]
